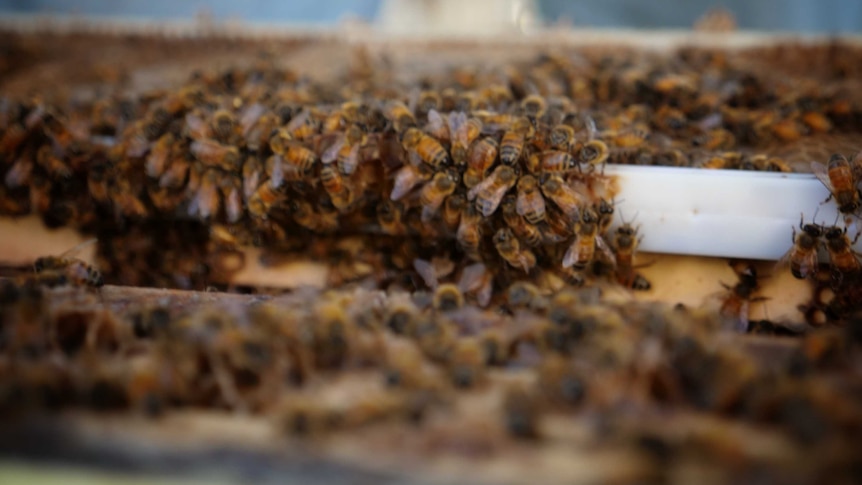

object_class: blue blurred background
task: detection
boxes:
[0,0,859,33]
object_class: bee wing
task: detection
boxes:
[413,258,438,289]
[239,102,266,135]
[458,263,487,293]
[447,111,468,146]
[321,134,346,164]
[427,109,448,139]
[466,171,494,201]
[340,144,361,175]
[57,238,99,259]
[480,183,511,217]
[285,108,311,132]
[596,235,617,267]
[391,165,422,201]
[224,186,242,224]
[810,161,835,191]
[268,154,285,189]
[562,238,579,268]
[515,191,542,219]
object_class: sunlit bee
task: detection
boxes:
[563,207,615,270]
[812,154,861,218]
[401,127,449,168]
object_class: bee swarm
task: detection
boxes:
[1,30,862,484]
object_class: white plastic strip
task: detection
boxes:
[605,164,859,261]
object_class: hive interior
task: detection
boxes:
[1,28,862,484]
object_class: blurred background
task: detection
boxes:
[0,0,859,33]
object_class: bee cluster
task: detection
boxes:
[2,279,861,483]
[2,44,862,294]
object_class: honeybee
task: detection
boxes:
[211,109,237,143]
[442,194,465,233]
[776,217,822,280]
[812,154,861,218]
[448,338,486,388]
[35,145,71,178]
[654,105,687,133]
[494,227,536,273]
[822,225,862,279]
[500,117,534,166]
[187,167,221,220]
[578,139,609,167]
[701,151,742,170]
[692,128,735,150]
[87,161,111,204]
[457,203,483,261]
[433,283,464,312]
[401,127,449,168]
[383,100,416,133]
[290,200,339,233]
[4,154,33,188]
[248,178,285,220]
[513,174,547,225]
[521,94,547,119]
[563,207,615,270]
[758,157,792,173]
[281,144,317,173]
[502,195,542,247]
[285,108,318,141]
[391,162,433,201]
[457,262,494,307]
[425,109,450,141]
[595,199,615,235]
[607,128,649,149]
[320,163,354,211]
[377,200,407,235]
[539,174,581,219]
[717,264,764,333]
[548,124,575,151]
[145,133,174,178]
[503,386,540,440]
[609,222,650,290]
[189,139,241,171]
[448,113,482,165]
[242,155,264,201]
[468,164,518,217]
[419,171,458,222]
[529,150,579,174]
[32,239,104,289]
[463,137,498,188]
[219,174,243,224]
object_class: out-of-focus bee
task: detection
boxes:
[321,124,365,175]
[377,200,407,235]
[384,100,416,134]
[701,151,742,170]
[463,137,498,188]
[494,227,537,273]
[420,171,458,222]
[607,128,649,149]
[578,139,609,167]
[401,127,449,168]
[654,105,688,133]
[776,216,822,279]
[442,193,465,233]
[801,111,832,134]
[717,264,764,333]
[189,139,241,172]
[502,195,542,247]
[468,164,518,217]
[812,154,861,218]
[822,225,862,280]
[521,94,547,119]
[320,163,354,211]
[563,207,615,270]
[218,174,243,224]
[433,283,464,312]
[609,222,651,290]
[248,178,285,220]
[457,203,483,261]
[500,117,535,166]
[187,167,221,220]
[87,161,112,204]
[528,150,579,174]
[31,239,104,289]
[210,109,237,143]
[280,144,317,174]
[692,128,735,151]
[539,174,582,220]
[391,162,433,201]
[771,118,806,142]
[503,386,540,439]
[242,155,264,201]
[110,179,149,219]
[290,200,339,233]
[425,109,450,141]
[448,113,482,165]
[458,262,494,307]
[285,108,318,141]
[448,338,486,388]
[516,174,546,225]
[35,145,71,178]
[757,156,792,173]
[145,133,174,178]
